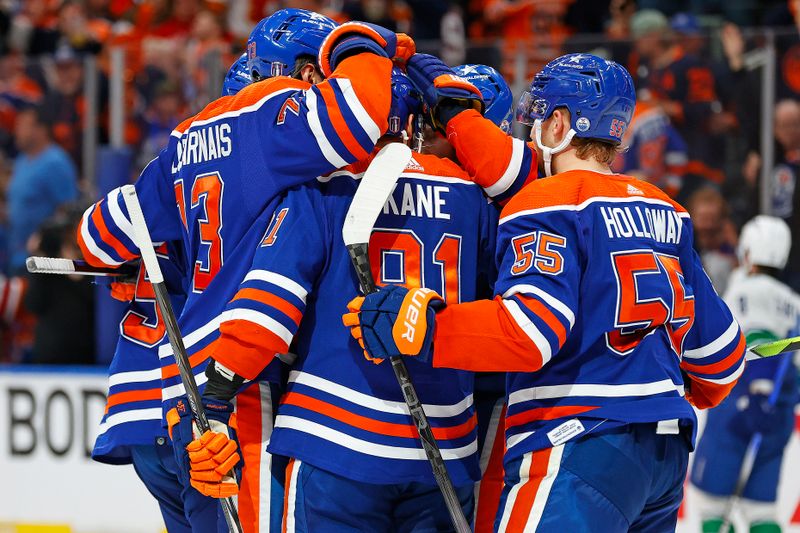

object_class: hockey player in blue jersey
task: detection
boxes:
[691,216,800,533]
[181,69,497,531]
[346,53,747,532]
[75,9,424,531]
[450,63,515,533]
[89,52,259,533]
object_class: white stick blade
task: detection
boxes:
[26,256,76,274]
[121,184,165,284]
[343,143,412,246]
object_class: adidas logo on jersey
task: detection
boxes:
[627,184,644,196]
[405,157,424,171]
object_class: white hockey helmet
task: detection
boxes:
[738,215,792,269]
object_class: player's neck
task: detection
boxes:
[552,150,612,175]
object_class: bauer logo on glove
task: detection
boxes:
[343,285,444,364]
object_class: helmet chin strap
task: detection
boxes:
[533,119,577,177]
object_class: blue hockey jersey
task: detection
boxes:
[92,243,187,464]
[76,53,394,408]
[210,151,497,485]
[430,170,746,463]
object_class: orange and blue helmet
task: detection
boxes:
[246,9,337,81]
[453,64,513,133]
[516,53,635,145]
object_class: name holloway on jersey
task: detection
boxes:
[600,203,684,244]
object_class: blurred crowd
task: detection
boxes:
[1,0,800,364]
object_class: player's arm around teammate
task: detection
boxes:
[346,54,747,532]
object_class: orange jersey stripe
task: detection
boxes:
[214,321,289,380]
[475,404,507,533]
[517,295,567,348]
[504,405,597,430]
[161,342,215,380]
[104,388,162,413]
[316,82,369,161]
[680,333,745,375]
[232,288,303,326]
[77,208,115,268]
[237,384,267,533]
[506,448,553,530]
[90,200,136,261]
[281,391,477,441]
[174,77,309,135]
[282,458,297,533]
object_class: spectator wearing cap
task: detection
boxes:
[632,8,727,199]
[6,106,78,275]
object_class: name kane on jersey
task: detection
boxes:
[382,182,451,220]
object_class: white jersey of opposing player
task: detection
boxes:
[724,271,800,344]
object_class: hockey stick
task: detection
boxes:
[26,256,139,277]
[120,185,243,533]
[747,335,800,359]
[719,350,794,533]
[342,143,471,533]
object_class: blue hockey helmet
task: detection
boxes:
[453,64,513,133]
[516,53,635,175]
[246,9,338,81]
[388,68,423,137]
[517,53,635,144]
[221,53,252,96]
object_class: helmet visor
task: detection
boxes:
[515,90,549,126]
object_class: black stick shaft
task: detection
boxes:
[152,282,243,533]
[347,243,471,533]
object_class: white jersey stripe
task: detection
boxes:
[289,371,473,418]
[683,320,739,359]
[503,299,552,366]
[170,88,296,136]
[219,308,294,346]
[333,78,381,144]
[162,370,208,400]
[503,284,575,327]
[275,415,477,460]
[80,206,123,266]
[499,195,691,225]
[485,137,524,198]
[96,407,162,436]
[106,188,137,245]
[508,378,684,407]
[258,383,274,533]
[305,88,349,168]
[284,459,300,533]
[158,314,223,358]
[524,445,564,532]
[243,270,308,302]
[108,368,162,387]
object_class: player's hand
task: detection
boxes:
[406,53,484,133]
[167,397,241,498]
[342,285,444,364]
[318,22,415,77]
